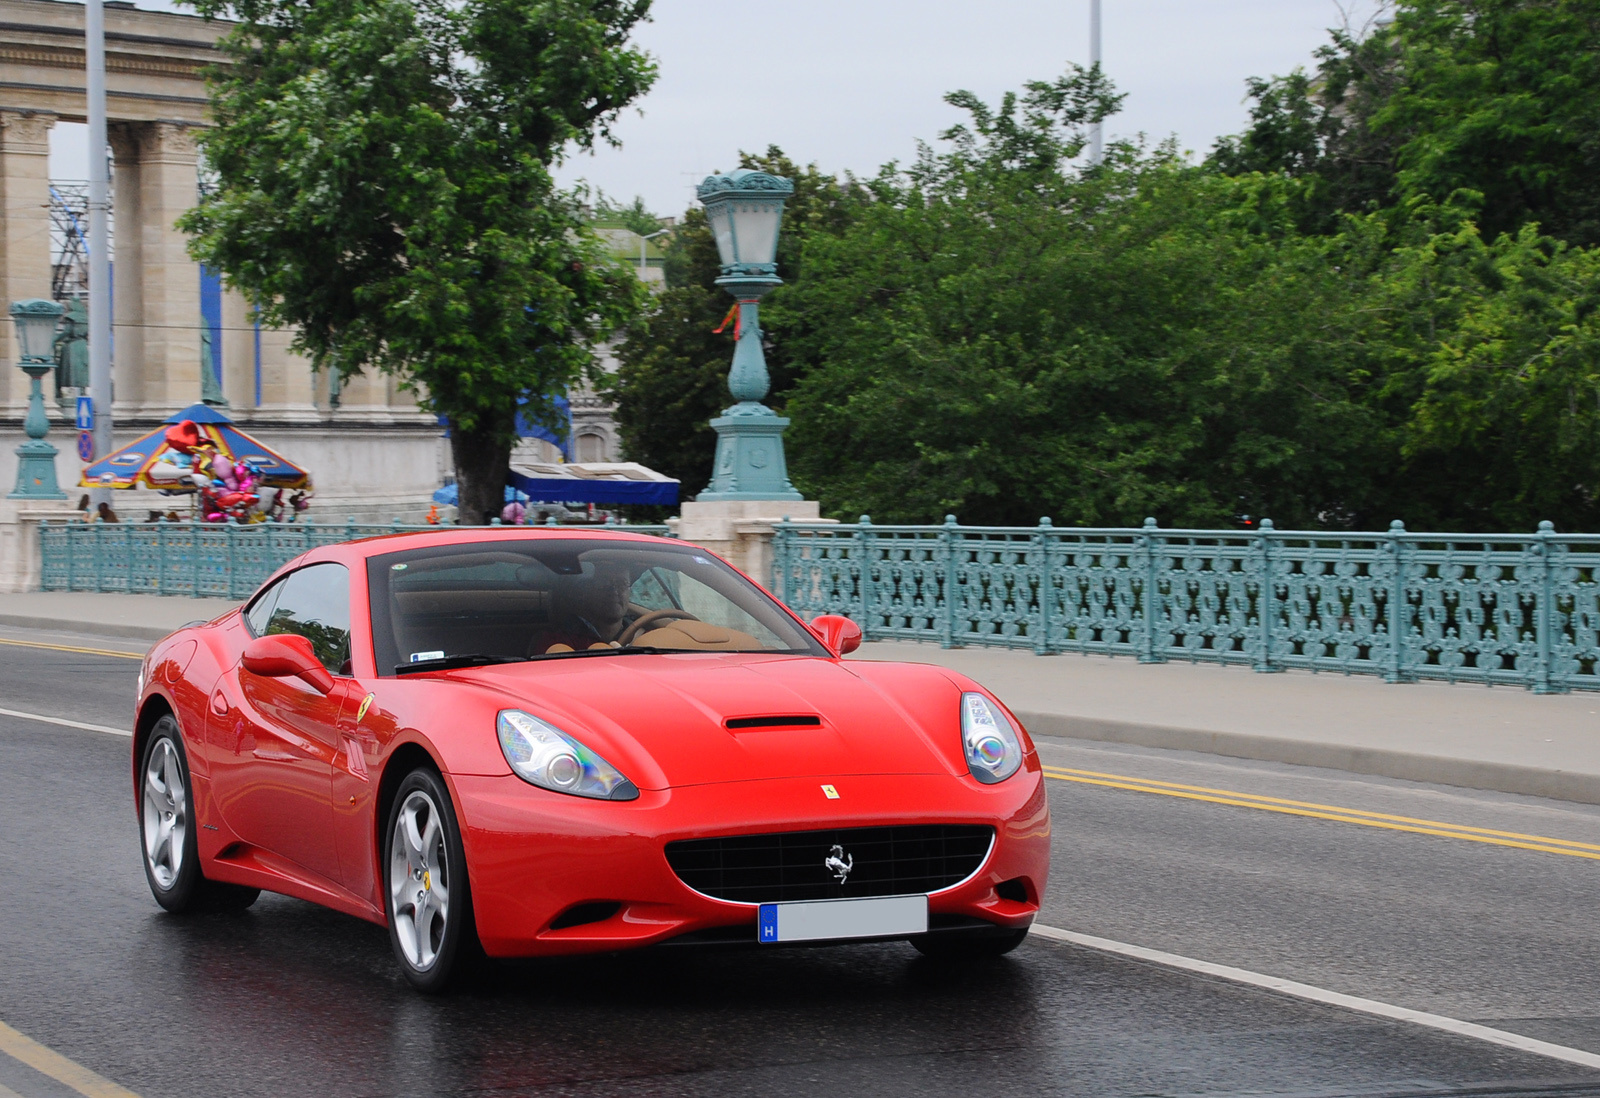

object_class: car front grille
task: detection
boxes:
[665,825,994,904]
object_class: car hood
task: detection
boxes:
[454,653,964,789]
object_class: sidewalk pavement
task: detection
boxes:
[5,591,1597,806]
[853,641,1600,807]
[0,591,238,641]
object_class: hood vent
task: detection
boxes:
[724,715,822,730]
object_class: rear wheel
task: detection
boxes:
[911,926,1029,961]
[140,716,259,913]
[384,767,480,993]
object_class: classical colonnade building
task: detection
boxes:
[0,0,627,519]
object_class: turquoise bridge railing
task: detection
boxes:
[39,518,674,602]
[771,516,1600,694]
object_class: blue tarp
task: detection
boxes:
[431,484,530,506]
[507,468,678,506]
[431,473,678,507]
[435,394,572,459]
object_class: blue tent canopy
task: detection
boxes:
[507,468,677,506]
[431,461,679,508]
[81,403,310,489]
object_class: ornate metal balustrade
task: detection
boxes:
[39,518,673,602]
[771,516,1600,694]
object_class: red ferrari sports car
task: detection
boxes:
[133,528,1050,991]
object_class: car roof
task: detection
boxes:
[266,527,683,585]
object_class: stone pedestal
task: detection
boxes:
[0,111,56,417]
[0,496,75,593]
[675,498,831,590]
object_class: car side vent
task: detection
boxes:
[548,901,622,931]
[725,715,823,730]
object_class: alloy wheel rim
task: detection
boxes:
[389,789,450,971]
[142,737,187,890]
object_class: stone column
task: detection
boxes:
[253,323,318,422]
[220,286,254,408]
[135,121,201,413]
[332,368,393,424]
[108,122,145,417]
[0,111,57,415]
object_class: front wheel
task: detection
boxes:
[384,767,480,993]
[911,926,1029,961]
[140,716,259,913]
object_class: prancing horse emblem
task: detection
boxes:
[824,844,853,884]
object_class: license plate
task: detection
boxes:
[757,894,928,944]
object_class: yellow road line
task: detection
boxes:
[1042,765,1600,852]
[0,1020,140,1098]
[1042,766,1600,862]
[0,637,143,660]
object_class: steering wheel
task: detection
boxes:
[618,608,699,646]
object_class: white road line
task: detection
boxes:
[1031,924,1600,1071]
[0,706,128,738]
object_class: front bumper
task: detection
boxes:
[455,765,1051,957]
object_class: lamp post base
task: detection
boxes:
[676,498,827,586]
[9,438,66,500]
[696,402,803,502]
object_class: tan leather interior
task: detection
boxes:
[634,620,763,651]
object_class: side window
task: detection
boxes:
[245,577,287,638]
[630,567,681,612]
[264,563,352,675]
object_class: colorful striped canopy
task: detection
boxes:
[79,403,310,490]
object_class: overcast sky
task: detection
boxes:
[51,0,1382,216]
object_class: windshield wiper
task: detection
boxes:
[525,645,667,661]
[395,654,532,675]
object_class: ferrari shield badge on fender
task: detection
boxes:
[820,784,839,799]
[356,692,375,724]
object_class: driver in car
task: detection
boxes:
[534,561,635,653]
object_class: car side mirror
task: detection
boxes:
[242,634,335,694]
[810,614,862,656]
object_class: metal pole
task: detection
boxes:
[1089,0,1103,165]
[86,0,113,505]
[639,228,668,277]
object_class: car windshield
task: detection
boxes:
[367,537,828,674]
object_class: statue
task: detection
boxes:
[52,298,88,400]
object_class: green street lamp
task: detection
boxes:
[695,169,801,501]
[9,298,67,499]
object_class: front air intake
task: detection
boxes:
[665,825,993,904]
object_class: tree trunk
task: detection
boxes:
[450,420,513,526]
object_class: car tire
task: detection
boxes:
[911,926,1029,961]
[383,767,481,993]
[140,715,260,914]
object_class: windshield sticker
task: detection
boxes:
[391,563,408,571]
[693,556,709,564]
[410,650,445,662]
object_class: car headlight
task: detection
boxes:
[496,709,639,801]
[961,692,1023,784]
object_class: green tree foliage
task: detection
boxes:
[180,0,656,523]
[607,148,856,499]
[1381,0,1600,247]
[605,3,1600,531]
[778,83,1387,527]
[593,192,664,236]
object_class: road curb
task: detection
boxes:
[0,613,174,642]
[1019,711,1600,808]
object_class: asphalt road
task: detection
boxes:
[4,629,1600,1097]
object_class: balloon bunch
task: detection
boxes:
[159,420,311,523]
